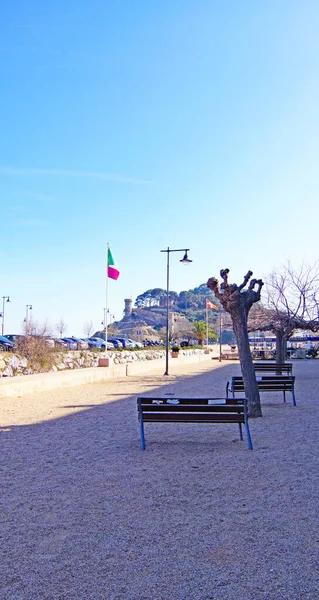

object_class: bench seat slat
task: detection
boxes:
[140,405,244,413]
[142,414,245,423]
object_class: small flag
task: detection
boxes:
[107,246,120,280]
[206,298,218,309]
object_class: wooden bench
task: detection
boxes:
[253,362,293,375]
[226,376,296,406]
[137,396,253,450]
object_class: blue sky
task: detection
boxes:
[1,1,319,336]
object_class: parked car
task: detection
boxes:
[44,337,55,348]
[0,335,15,351]
[68,337,89,349]
[115,337,136,349]
[54,338,69,348]
[61,337,79,350]
[89,337,115,350]
[127,338,143,348]
[107,338,123,348]
[5,334,24,343]
[83,337,101,349]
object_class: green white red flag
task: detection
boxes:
[107,247,120,280]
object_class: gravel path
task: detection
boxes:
[1,359,318,600]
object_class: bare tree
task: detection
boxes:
[207,269,263,417]
[83,320,94,338]
[24,318,52,337]
[248,261,319,363]
[56,319,67,338]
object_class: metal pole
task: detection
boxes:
[219,310,222,362]
[206,304,209,351]
[160,247,192,376]
[1,296,10,336]
[106,244,109,345]
[25,304,32,331]
[1,297,5,336]
[164,247,170,375]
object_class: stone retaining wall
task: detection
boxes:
[0,349,214,398]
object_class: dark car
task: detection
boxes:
[5,334,24,343]
[0,335,15,351]
[61,338,78,350]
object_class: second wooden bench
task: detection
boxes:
[226,376,296,406]
[253,362,292,375]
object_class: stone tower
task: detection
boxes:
[124,298,133,317]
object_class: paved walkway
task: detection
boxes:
[1,359,318,599]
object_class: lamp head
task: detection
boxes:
[6,297,10,303]
[180,250,192,264]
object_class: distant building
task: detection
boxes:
[124,298,133,317]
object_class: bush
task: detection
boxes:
[15,335,56,373]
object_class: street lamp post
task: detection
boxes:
[25,304,32,330]
[108,309,115,325]
[101,308,115,329]
[160,247,192,376]
[1,296,10,336]
[219,310,222,362]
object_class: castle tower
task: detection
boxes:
[124,298,133,317]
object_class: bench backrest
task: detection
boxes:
[253,362,292,374]
[231,375,295,391]
[137,396,247,423]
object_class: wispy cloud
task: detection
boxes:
[0,166,154,185]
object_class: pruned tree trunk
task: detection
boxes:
[232,315,262,417]
[275,330,285,364]
[207,269,264,418]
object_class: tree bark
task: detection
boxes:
[207,269,263,418]
[275,330,285,364]
[232,314,262,418]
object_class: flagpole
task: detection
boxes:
[105,243,109,345]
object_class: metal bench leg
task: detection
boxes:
[283,390,286,403]
[292,387,296,407]
[139,416,146,450]
[245,421,253,450]
[238,423,243,441]
[244,404,253,450]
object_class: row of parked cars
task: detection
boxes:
[0,334,145,352]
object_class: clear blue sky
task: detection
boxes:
[1,1,319,336]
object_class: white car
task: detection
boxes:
[127,338,143,348]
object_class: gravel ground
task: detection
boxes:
[1,359,318,600]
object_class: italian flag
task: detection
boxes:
[107,246,120,280]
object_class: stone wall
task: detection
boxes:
[0,348,207,378]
